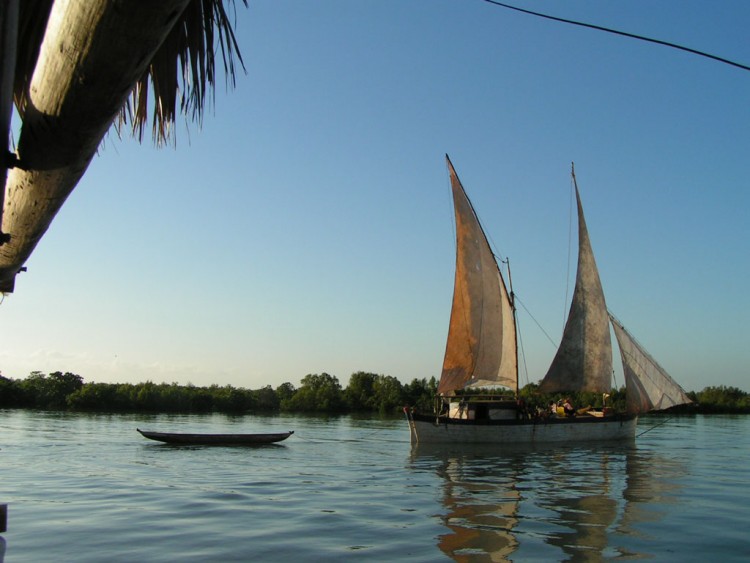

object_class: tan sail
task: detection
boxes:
[610,313,692,414]
[438,156,517,395]
[540,170,612,393]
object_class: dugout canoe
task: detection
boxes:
[137,428,294,445]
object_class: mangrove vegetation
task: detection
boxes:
[0,371,747,415]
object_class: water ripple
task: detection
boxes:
[2,411,749,562]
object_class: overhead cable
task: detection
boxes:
[482,0,750,72]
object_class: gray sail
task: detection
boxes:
[438,156,517,395]
[540,177,612,393]
[610,313,693,414]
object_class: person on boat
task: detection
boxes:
[457,398,467,419]
[549,401,558,417]
[516,397,528,420]
[563,398,576,417]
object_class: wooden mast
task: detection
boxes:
[503,257,520,396]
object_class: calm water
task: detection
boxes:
[1,410,749,562]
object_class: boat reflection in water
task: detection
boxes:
[618,445,688,540]
[532,447,621,561]
[410,443,521,561]
[409,441,686,561]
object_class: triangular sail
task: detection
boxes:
[540,170,613,393]
[438,156,517,395]
[609,313,692,414]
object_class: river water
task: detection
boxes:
[1,410,748,562]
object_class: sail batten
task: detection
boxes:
[438,156,517,395]
[540,176,612,394]
[610,313,692,414]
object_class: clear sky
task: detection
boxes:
[1,1,748,393]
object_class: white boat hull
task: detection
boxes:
[406,413,637,444]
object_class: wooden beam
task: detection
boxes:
[0,0,20,241]
[0,0,191,292]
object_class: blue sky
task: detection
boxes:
[1,1,748,393]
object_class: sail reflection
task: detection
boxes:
[411,444,522,561]
[619,446,688,537]
[410,442,687,561]
[533,447,623,561]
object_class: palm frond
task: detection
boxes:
[13,0,247,146]
[120,0,249,146]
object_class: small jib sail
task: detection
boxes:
[609,313,692,414]
[438,155,518,396]
[539,166,612,394]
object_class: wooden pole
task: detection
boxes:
[0,0,20,243]
[0,0,191,292]
[0,502,7,532]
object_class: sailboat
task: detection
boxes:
[405,156,691,444]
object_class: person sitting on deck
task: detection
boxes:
[563,397,576,417]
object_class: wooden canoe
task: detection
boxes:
[137,428,293,445]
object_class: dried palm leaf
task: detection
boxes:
[122,0,248,145]
[12,0,248,147]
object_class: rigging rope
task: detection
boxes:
[514,294,557,348]
[636,416,674,438]
[481,0,750,72]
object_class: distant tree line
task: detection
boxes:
[683,385,750,414]
[0,371,437,415]
[0,371,747,415]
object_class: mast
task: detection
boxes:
[503,257,520,395]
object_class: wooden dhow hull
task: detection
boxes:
[405,413,637,445]
[137,429,293,445]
